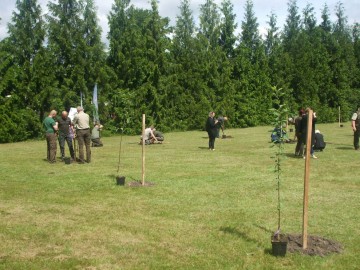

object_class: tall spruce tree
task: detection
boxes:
[233,0,271,126]
[331,2,357,118]
[199,0,220,49]
[140,0,172,127]
[171,0,202,129]
[219,0,237,58]
[47,0,87,110]
[0,0,46,142]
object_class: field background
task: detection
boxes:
[0,123,359,269]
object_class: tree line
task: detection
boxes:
[0,0,359,143]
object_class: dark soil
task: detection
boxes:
[286,234,343,256]
[127,180,155,187]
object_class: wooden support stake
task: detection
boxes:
[302,109,313,250]
[141,114,145,186]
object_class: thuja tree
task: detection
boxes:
[0,0,45,142]
[269,86,289,238]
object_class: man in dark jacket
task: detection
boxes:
[57,111,75,161]
[205,112,218,150]
[300,108,317,158]
[294,109,305,156]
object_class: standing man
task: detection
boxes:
[43,110,58,163]
[351,107,360,150]
[294,109,305,157]
[205,112,218,150]
[57,111,75,161]
[72,106,91,163]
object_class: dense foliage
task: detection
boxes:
[0,0,359,142]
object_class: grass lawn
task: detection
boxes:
[0,123,359,269]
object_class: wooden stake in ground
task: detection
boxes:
[142,114,145,186]
[302,109,313,250]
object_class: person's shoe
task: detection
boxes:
[311,155,318,159]
[303,156,306,159]
[212,149,215,151]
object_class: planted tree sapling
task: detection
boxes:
[269,86,289,256]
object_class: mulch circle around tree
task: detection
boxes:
[127,181,155,187]
[286,234,343,257]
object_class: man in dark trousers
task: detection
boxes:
[351,107,360,150]
[300,108,317,159]
[294,109,305,157]
[43,110,58,163]
[57,111,75,161]
[205,111,218,150]
[72,106,91,163]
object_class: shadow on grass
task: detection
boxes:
[198,147,210,150]
[283,153,302,159]
[219,226,261,246]
[253,224,273,234]
[335,146,355,150]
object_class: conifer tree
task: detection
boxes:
[219,0,237,58]
[233,0,271,126]
[47,0,87,110]
[0,0,46,141]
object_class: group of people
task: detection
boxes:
[141,126,164,145]
[43,106,103,164]
[205,112,228,150]
[294,107,326,159]
[44,106,360,163]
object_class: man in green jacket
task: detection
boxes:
[43,110,58,163]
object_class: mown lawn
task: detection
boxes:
[0,123,359,269]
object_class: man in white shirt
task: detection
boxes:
[351,107,360,150]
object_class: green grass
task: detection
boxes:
[0,123,359,269]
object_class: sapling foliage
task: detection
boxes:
[269,86,289,240]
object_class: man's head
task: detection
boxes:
[61,111,68,119]
[77,106,84,113]
[49,110,57,118]
[299,109,305,116]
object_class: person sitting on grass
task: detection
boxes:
[91,122,103,147]
[271,126,290,143]
[153,130,164,143]
[313,130,326,151]
[140,125,158,145]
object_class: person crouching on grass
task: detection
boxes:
[205,111,218,150]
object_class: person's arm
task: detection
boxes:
[150,130,158,142]
[352,113,357,131]
[53,121,58,131]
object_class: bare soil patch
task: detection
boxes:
[287,234,343,257]
[127,181,155,187]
